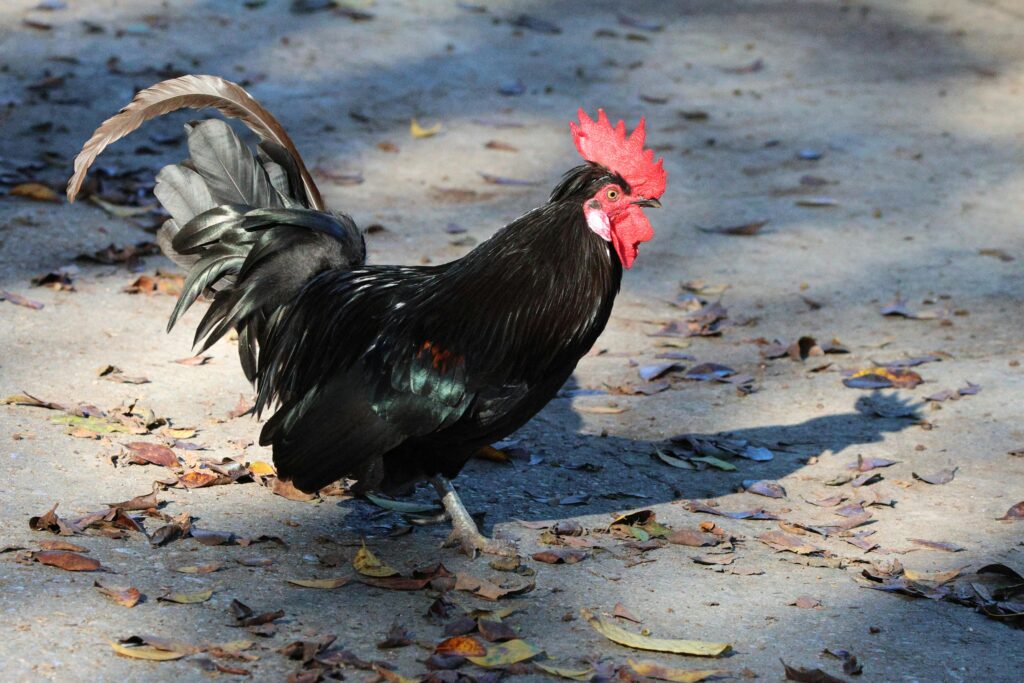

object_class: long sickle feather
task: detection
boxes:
[66,74,323,210]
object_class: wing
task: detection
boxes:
[257,266,489,492]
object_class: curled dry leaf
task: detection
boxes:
[997,501,1024,521]
[436,635,487,657]
[782,660,849,683]
[11,182,61,202]
[270,477,318,501]
[580,608,730,657]
[843,368,922,390]
[410,118,441,138]
[95,582,142,607]
[109,640,187,661]
[353,542,398,577]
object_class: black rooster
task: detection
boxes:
[68,76,667,555]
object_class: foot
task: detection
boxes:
[431,475,517,558]
[442,526,517,557]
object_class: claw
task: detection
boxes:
[432,475,517,558]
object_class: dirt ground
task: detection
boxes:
[1,1,1022,681]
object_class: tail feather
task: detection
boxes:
[67,74,323,209]
[69,76,365,383]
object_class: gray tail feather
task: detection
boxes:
[153,119,365,381]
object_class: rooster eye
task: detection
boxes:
[606,188,620,201]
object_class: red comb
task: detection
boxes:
[570,109,667,199]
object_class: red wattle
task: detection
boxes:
[610,208,654,269]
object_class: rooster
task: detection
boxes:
[68,76,667,555]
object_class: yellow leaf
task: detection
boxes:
[627,659,728,683]
[160,427,197,439]
[466,639,543,667]
[474,445,509,462]
[410,118,441,138]
[580,608,730,657]
[535,663,595,680]
[11,182,60,202]
[157,589,213,604]
[576,405,627,414]
[286,577,351,589]
[175,562,223,574]
[904,567,964,585]
[109,641,187,661]
[353,542,398,577]
[248,460,276,476]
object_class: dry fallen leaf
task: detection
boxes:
[435,635,487,657]
[175,562,223,574]
[158,589,213,604]
[466,639,543,667]
[11,182,60,202]
[997,501,1024,521]
[782,660,849,683]
[95,582,142,608]
[35,550,102,571]
[580,608,730,657]
[109,640,187,661]
[124,442,178,468]
[535,663,595,680]
[286,577,350,589]
[410,118,441,138]
[627,659,728,683]
[353,542,399,577]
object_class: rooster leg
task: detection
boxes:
[431,475,516,557]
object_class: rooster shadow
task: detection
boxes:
[338,389,924,536]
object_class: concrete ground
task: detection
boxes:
[1,0,1022,681]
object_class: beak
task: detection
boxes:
[632,198,662,209]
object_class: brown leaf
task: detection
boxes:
[757,531,823,555]
[29,503,75,535]
[107,490,162,511]
[843,367,922,389]
[377,623,414,649]
[782,660,849,683]
[912,467,957,485]
[613,603,642,623]
[531,549,587,564]
[124,442,178,468]
[907,539,964,553]
[11,182,60,202]
[95,582,142,607]
[997,501,1024,521]
[271,477,318,501]
[39,540,88,552]
[698,219,768,236]
[227,394,254,419]
[1,290,45,310]
[172,354,212,366]
[123,271,184,296]
[477,619,517,642]
[667,529,718,547]
[35,550,102,571]
[435,635,486,657]
[485,140,519,152]
[789,596,822,609]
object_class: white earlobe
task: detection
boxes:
[584,205,611,241]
